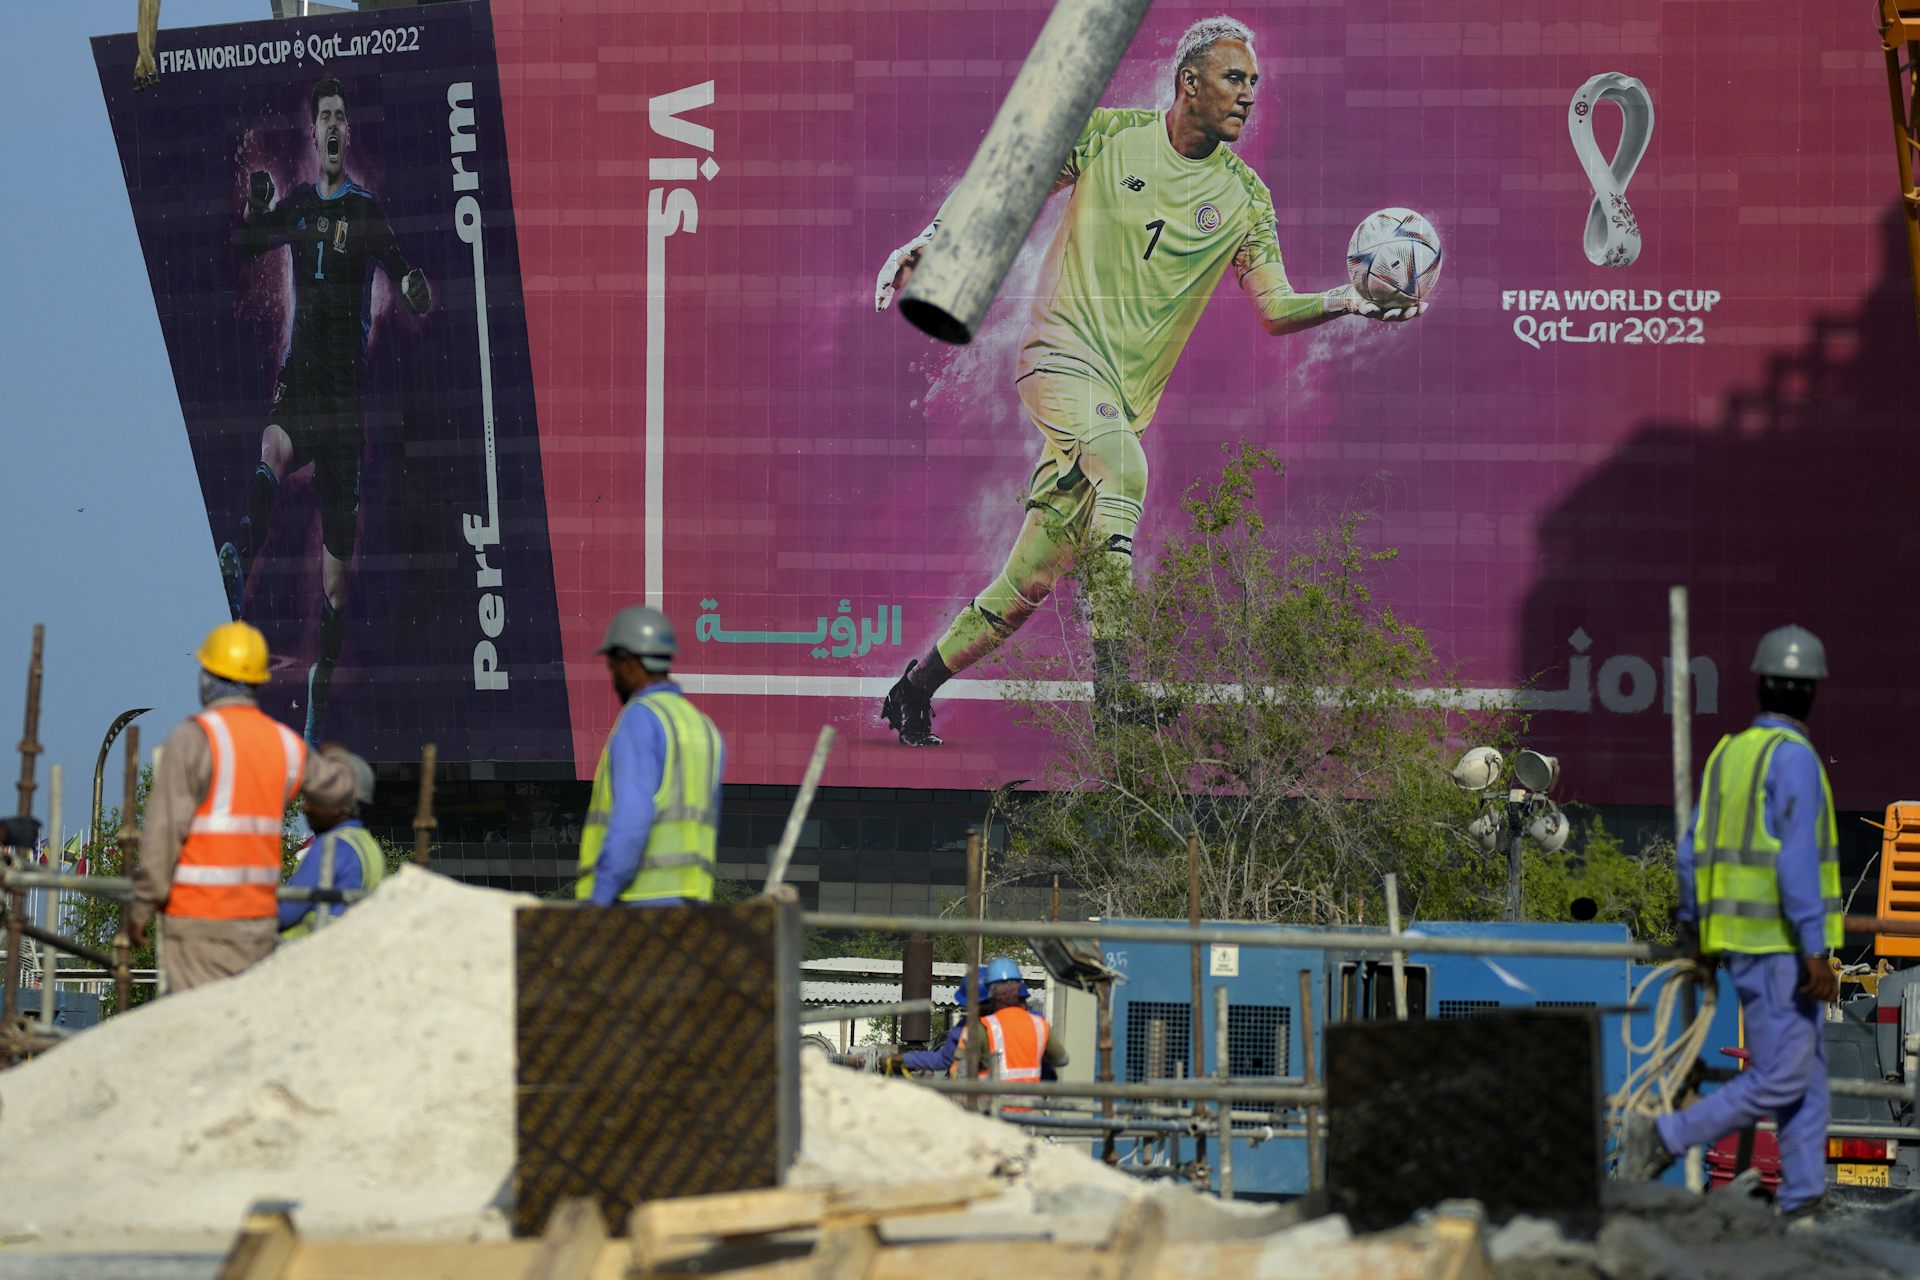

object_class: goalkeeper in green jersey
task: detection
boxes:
[875,16,1423,746]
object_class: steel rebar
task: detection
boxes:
[922,1077,1325,1105]
[765,726,833,893]
[112,726,138,1015]
[1298,968,1323,1192]
[959,828,984,1092]
[412,743,437,866]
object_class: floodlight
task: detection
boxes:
[1468,810,1503,851]
[1450,746,1504,792]
[1514,750,1560,793]
[1527,806,1570,853]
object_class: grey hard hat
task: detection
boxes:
[598,605,676,673]
[1751,625,1828,681]
[342,752,376,810]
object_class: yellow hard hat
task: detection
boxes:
[197,622,271,684]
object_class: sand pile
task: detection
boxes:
[0,868,527,1241]
[0,871,1198,1244]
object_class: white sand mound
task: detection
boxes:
[0,868,527,1241]
[0,871,1179,1245]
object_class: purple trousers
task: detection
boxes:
[1655,952,1828,1211]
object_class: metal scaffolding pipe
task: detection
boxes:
[801,911,1669,961]
[922,1077,1325,1105]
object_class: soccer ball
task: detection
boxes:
[1347,208,1443,310]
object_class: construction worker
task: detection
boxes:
[1621,624,1842,1217]
[130,622,363,992]
[578,606,725,906]
[896,957,1068,1083]
[279,751,383,938]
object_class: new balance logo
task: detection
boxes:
[1121,174,1146,192]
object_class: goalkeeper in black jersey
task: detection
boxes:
[220,77,430,745]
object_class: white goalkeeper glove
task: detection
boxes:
[874,220,939,312]
[1323,285,1424,323]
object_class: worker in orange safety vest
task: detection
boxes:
[130,622,363,993]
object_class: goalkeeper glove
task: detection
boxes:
[402,268,431,315]
[874,220,939,313]
[248,171,275,219]
[1323,285,1424,323]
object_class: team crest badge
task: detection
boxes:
[333,219,349,251]
[1194,204,1222,234]
[1096,402,1120,419]
[317,216,329,234]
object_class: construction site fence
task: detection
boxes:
[0,869,366,905]
[799,910,1672,960]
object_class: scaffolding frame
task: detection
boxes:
[1881,1,1920,334]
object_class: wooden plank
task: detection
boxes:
[806,1223,881,1280]
[216,1204,299,1280]
[523,1198,610,1280]
[628,1186,829,1271]
[1101,1197,1164,1280]
[822,1179,1002,1223]
[285,1241,543,1280]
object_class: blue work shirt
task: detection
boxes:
[590,680,725,906]
[277,818,375,930]
[902,1020,965,1073]
[1677,713,1830,956]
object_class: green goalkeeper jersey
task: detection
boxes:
[1016,108,1295,425]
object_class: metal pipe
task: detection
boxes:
[89,709,148,874]
[112,726,138,1015]
[922,1077,1325,1105]
[1188,833,1206,1175]
[901,933,934,1044]
[1298,968,1323,1192]
[40,763,60,1033]
[412,743,437,866]
[3,625,45,1042]
[1214,984,1232,1199]
[799,911,1671,961]
[0,870,365,905]
[959,828,984,1092]
[895,0,1154,343]
[11,919,115,971]
[1385,874,1408,1019]
[1096,977,1117,1164]
[766,725,834,893]
[800,998,934,1026]
[1002,1114,1200,1137]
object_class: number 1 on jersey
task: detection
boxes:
[1142,219,1166,261]
[313,243,326,281]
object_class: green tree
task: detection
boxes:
[1522,815,1679,942]
[1002,444,1514,925]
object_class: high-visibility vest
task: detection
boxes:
[949,1008,1050,1081]
[170,704,305,920]
[1693,723,1843,955]
[281,824,385,939]
[576,690,721,904]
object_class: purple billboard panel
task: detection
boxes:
[497,0,1914,808]
[94,3,568,762]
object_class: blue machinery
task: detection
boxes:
[1096,919,1741,1196]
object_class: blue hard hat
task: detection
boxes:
[984,955,1022,985]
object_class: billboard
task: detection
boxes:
[93,3,569,762]
[100,2,1917,810]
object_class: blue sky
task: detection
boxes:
[0,3,270,843]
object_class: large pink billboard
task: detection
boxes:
[494,0,1914,809]
[107,2,1914,809]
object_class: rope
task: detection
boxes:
[1608,958,1717,1170]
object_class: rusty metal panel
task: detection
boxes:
[513,899,800,1235]
[1324,1010,1602,1230]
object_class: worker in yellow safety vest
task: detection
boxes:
[131,622,362,992]
[1620,625,1842,1218]
[577,606,725,906]
[280,751,384,938]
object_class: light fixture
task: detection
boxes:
[1513,750,1560,793]
[1468,810,1503,851]
[1527,806,1570,853]
[1450,746,1504,792]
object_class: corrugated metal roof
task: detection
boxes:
[801,980,960,1009]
